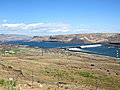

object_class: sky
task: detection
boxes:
[0,0,120,36]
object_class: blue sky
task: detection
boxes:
[0,0,120,36]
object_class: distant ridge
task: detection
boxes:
[28,33,120,44]
[0,34,32,42]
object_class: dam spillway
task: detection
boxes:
[80,44,102,48]
[67,44,102,51]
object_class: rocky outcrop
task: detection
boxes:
[69,37,85,44]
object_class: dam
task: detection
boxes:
[79,44,102,48]
[66,44,102,51]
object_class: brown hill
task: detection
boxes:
[28,33,120,44]
[0,34,32,42]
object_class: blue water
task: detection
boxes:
[82,47,119,58]
[6,40,82,49]
[6,40,120,58]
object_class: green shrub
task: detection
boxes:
[56,73,65,77]
[10,49,20,54]
[0,79,17,90]
[5,80,17,90]
[76,72,95,78]
[0,79,5,86]
[5,80,16,86]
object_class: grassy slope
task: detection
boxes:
[0,47,120,90]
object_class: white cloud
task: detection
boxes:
[1,23,71,32]
[0,23,88,35]
[2,19,8,22]
[32,30,40,32]
[50,29,70,32]
[2,23,24,27]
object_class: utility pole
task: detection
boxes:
[32,71,34,85]
[96,77,99,90]
[42,49,43,56]
[57,60,60,89]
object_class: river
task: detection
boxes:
[6,40,120,58]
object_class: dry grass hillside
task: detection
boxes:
[0,45,120,90]
[29,33,120,44]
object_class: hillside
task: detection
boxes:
[28,33,120,44]
[0,34,32,42]
[0,43,120,90]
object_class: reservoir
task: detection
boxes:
[6,40,120,58]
